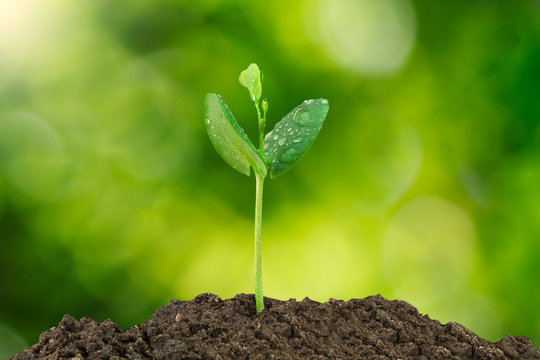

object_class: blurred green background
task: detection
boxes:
[1,0,540,355]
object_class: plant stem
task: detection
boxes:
[254,174,264,313]
[254,95,266,313]
[255,103,264,154]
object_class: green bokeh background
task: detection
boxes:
[1,0,539,355]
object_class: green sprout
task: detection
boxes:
[204,63,329,313]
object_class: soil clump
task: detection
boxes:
[12,293,540,360]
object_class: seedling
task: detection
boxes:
[204,63,329,313]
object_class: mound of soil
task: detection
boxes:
[12,293,540,360]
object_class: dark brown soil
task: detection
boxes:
[11,293,540,360]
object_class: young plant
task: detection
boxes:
[204,63,329,313]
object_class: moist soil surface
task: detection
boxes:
[12,293,540,360]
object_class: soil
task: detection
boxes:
[11,293,540,360]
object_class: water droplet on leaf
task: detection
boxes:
[281,148,298,162]
[293,108,312,125]
[278,138,286,146]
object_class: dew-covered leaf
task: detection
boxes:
[263,98,329,178]
[239,63,262,103]
[204,93,267,177]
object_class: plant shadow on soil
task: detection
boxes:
[12,293,540,360]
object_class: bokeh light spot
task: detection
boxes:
[382,197,475,305]
[265,208,367,301]
[428,291,502,342]
[0,112,70,200]
[178,234,252,299]
[0,0,45,63]
[316,0,416,75]
[309,106,422,214]
[91,58,199,181]
[349,108,422,213]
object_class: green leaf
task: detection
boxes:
[204,93,267,177]
[263,98,329,178]
[239,63,262,103]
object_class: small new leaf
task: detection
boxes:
[204,93,267,177]
[239,63,262,103]
[264,99,329,178]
